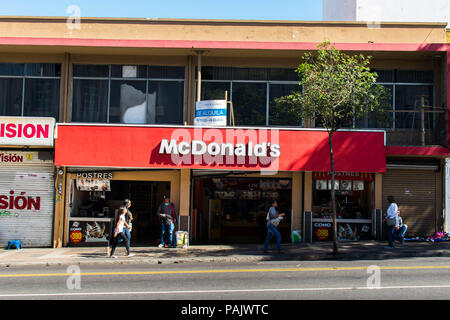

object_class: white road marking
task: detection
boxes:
[1,284,450,298]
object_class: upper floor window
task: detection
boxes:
[198,67,301,127]
[0,63,61,119]
[355,69,435,130]
[71,65,185,125]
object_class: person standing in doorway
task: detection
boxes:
[384,195,399,249]
[263,200,285,254]
[123,199,133,248]
[110,207,134,258]
[157,195,177,248]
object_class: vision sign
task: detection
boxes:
[0,117,55,146]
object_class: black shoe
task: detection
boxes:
[278,251,285,254]
[263,250,269,254]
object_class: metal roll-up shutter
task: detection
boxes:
[0,164,55,247]
[382,169,441,236]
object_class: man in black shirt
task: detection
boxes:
[157,195,177,248]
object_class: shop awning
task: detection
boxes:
[54,125,386,173]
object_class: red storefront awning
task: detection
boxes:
[54,125,386,173]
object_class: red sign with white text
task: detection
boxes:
[54,125,386,173]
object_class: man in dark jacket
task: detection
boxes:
[157,195,177,248]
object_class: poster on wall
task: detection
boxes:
[76,179,111,191]
[69,220,112,245]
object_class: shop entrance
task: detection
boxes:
[109,181,170,245]
[192,176,292,244]
[68,177,170,246]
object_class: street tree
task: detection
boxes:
[276,40,388,254]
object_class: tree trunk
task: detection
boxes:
[329,132,338,254]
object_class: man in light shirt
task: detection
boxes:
[385,195,399,249]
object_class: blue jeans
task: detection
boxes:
[393,225,407,243]
[123,228,131,247]
[161,222,175,246]
[386,225,395,247]
[264,224,282,252]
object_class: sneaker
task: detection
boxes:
[384,246,394,250]
[164,244,169,248]
[110,255,117,258]
[127,253,135,257]
[263,250,269,254]
[158,244,164,248]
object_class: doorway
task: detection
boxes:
[109,180,170,245]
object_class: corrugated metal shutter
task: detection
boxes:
[382,169,440,236]
[0,164,54,247]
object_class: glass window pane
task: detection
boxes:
[0,63,24,76]
[109,80,147,124]
[268,68,299,81]
[0,78,23,116]
[73,64,109,78]
[148,81,184,124]
[201,81,231,101]
[232,82,266,126]
[71,79,108,122]
[23,79,60,118]
[395,85,433,129]
[269,83,301,126]
[372,69,394,83]
[396,70,433,83]
[355,85,393,128]
[111,65,147,78]
[233,68,268,81]
[201,67,232,80]
[148,66,184,79]
[25,64,61,77]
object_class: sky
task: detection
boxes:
[0,0,323,20]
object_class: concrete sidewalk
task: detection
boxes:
[1,241,450,267]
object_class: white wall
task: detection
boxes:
[323,0,450,26]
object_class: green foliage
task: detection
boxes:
[276,40,389,133]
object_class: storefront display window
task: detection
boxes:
[193,176,292,243]
[67,172,170,246]
[312,172,374,242]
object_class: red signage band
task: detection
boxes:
[54,125,386,173]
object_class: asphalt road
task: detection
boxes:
[0,257,449,301]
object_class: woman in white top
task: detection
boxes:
[109,207,134,258]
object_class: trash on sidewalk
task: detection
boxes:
[175,231,189,248]
[291,230,302,243]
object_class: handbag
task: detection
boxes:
[386,217,396,227]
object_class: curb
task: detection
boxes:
[1,249,450,268]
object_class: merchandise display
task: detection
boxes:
[405,232,450,242]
